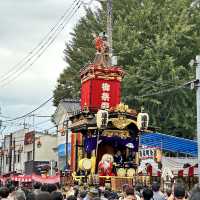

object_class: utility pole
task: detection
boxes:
[2,137,5,175]
[107,0,112,57]
[9,133,12,172]
[32,114,35,162]
[196,55,200,183]
[33,131,35,162]
[13,138,16,172]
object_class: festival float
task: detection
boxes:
[67,31,151,191]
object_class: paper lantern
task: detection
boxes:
[37,140,42,148]
[59,128,65,136]
[137,113,149,130]
[156,149,162,162]
[96,110,108,129]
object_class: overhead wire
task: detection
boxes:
[0,115,11,119]
[128,74,176,88]
[0,0,97,89]
[35,119,52,127]
[0,0,82,88]
[0,0,94,85]
[0,0,97,133]
[134,85,187,99]
[0,0,79,83]
[1,0,192,132]
[2,97,53,122]
[1,84,192,136]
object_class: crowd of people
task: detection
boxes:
[0,179,200,200]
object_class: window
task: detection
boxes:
[27,151,32,161]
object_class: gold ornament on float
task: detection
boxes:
[111,116,136,130]
[102,130,129,138]
[114,103,137,115]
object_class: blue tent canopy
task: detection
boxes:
[58,133,197,157]
[141,132,197,156]
[58,143,71,157]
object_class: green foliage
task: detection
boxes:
[53,0,200,138]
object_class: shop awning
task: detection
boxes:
[58,143,71,157]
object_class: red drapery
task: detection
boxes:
[1,174,60,184]
[147,165,152,176]
[178,170,184,177]
[188,166,194,177]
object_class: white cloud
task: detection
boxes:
[0,0,88,133]
[0,48,12,57]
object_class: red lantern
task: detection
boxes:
[188,166,194,177]
[178,170,184,177]
[59,128,65,136]
[37,140,42,148]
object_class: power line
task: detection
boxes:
[0,1,82,87]
[81,0,94,5]
[0,0,82,87]
[0,115,11,119]
[34,115,52,118]
[129,74,176,87]
[2,97,53,122]
[0,0,79,84]
[35,119,51,127]
[1,115,52,120]
[134,85,187,99]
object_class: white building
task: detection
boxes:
[1,129,57,175]
[2,129,28,174]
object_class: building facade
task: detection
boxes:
[1,129,57,175]
[53,99,80,170]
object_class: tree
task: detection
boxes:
[53,0,200,138]
[53,8,105,106]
